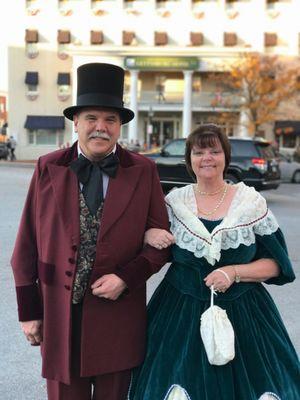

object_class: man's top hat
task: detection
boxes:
[63,63,134,124]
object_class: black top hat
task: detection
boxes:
[63,63,134,124]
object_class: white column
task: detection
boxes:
[237,110,250,137]
[128,69,139,142]
[237,79,250,137]
[182,70,193,138]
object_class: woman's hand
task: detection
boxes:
[204,266,235,293]
[144,228,175,249]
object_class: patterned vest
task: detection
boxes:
[72,191,103,304]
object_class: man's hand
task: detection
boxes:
[21,320,43,346]
[91,274,127,301]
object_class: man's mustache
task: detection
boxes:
[88,132,110,140]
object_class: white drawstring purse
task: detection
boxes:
[200,286,235,366]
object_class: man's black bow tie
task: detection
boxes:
[70,152,119,215]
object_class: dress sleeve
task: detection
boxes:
[254,228,295,285]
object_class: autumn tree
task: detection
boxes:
[209,52,299,135]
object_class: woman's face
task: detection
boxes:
[190,139,225,182]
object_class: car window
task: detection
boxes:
[257,144,276,159]
[230,140,259,157]
[163,140,185,156]
[278,153,288,162]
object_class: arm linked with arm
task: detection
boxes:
[114,162,171,291]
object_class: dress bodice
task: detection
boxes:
[166,241,258,302]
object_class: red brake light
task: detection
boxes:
[251,158,265,166]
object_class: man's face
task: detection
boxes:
[74,108,122,161]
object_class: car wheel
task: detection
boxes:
[225,174,239,185]
[292,170,300,183]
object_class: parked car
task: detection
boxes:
[144,137,281,192]
[0,143,9,160]
[278,153,300,183]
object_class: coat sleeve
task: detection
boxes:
[114,162,170,291]
[254,228,295,285]
[11,160,43,321]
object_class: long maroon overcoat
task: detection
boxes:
[11,142,170,384]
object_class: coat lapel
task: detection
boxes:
[47,163,80,245]
[46,143,142,243]
[99,163,143,239]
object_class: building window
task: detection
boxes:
[282,133,296,148]
[57,30,71,59]
[90,30,103,45]
[192,76,202,92]
[28,130,58,145]
[57,73,70,86]
[36,130,57,145]
[224,32,237,46]
[25,72,38,85]
[123,31,135,45]
[25,29,39,43]
[25,29,39,58]
[190,32,203,46]
[28,131,35,144]
[25,116,65,143]
[265,33,277,47]
[58,0,74,16]
[26,0,41,15]
[28,84,38,92]
[58,30,71,44]
[57,73,71,101]
[155,31,168,46]
[25,72,39,100]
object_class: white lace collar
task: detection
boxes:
[165,182,278,265]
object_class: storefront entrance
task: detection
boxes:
[145,118,180,148]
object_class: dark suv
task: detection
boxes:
[145,137,280,191]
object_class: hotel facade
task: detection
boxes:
[7,0,300,159]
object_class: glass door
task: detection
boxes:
[150,120,175,147]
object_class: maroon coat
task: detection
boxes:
[11,142,170,384]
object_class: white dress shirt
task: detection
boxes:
[77,143,117,200]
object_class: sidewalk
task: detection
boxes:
[0,160,36,168]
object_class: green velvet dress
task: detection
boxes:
[129,184,300,400]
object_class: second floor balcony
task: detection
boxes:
[124,90,241,110]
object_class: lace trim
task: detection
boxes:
[164,385,191,400]
[258,393,281,400]
[126,373,133,400]
[166,183,279,265]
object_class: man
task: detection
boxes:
[11,63,170,400]
[8,135,17,160]
[6,135,17,161]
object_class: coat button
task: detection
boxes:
[68,257,75,264]
[71,245,77,251]
[64,285,71,291]
[65,270,72,277]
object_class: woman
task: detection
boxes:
[129,124,300,400]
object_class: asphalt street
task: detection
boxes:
[0,163,299,400]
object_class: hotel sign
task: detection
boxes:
[124,57,199,71]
